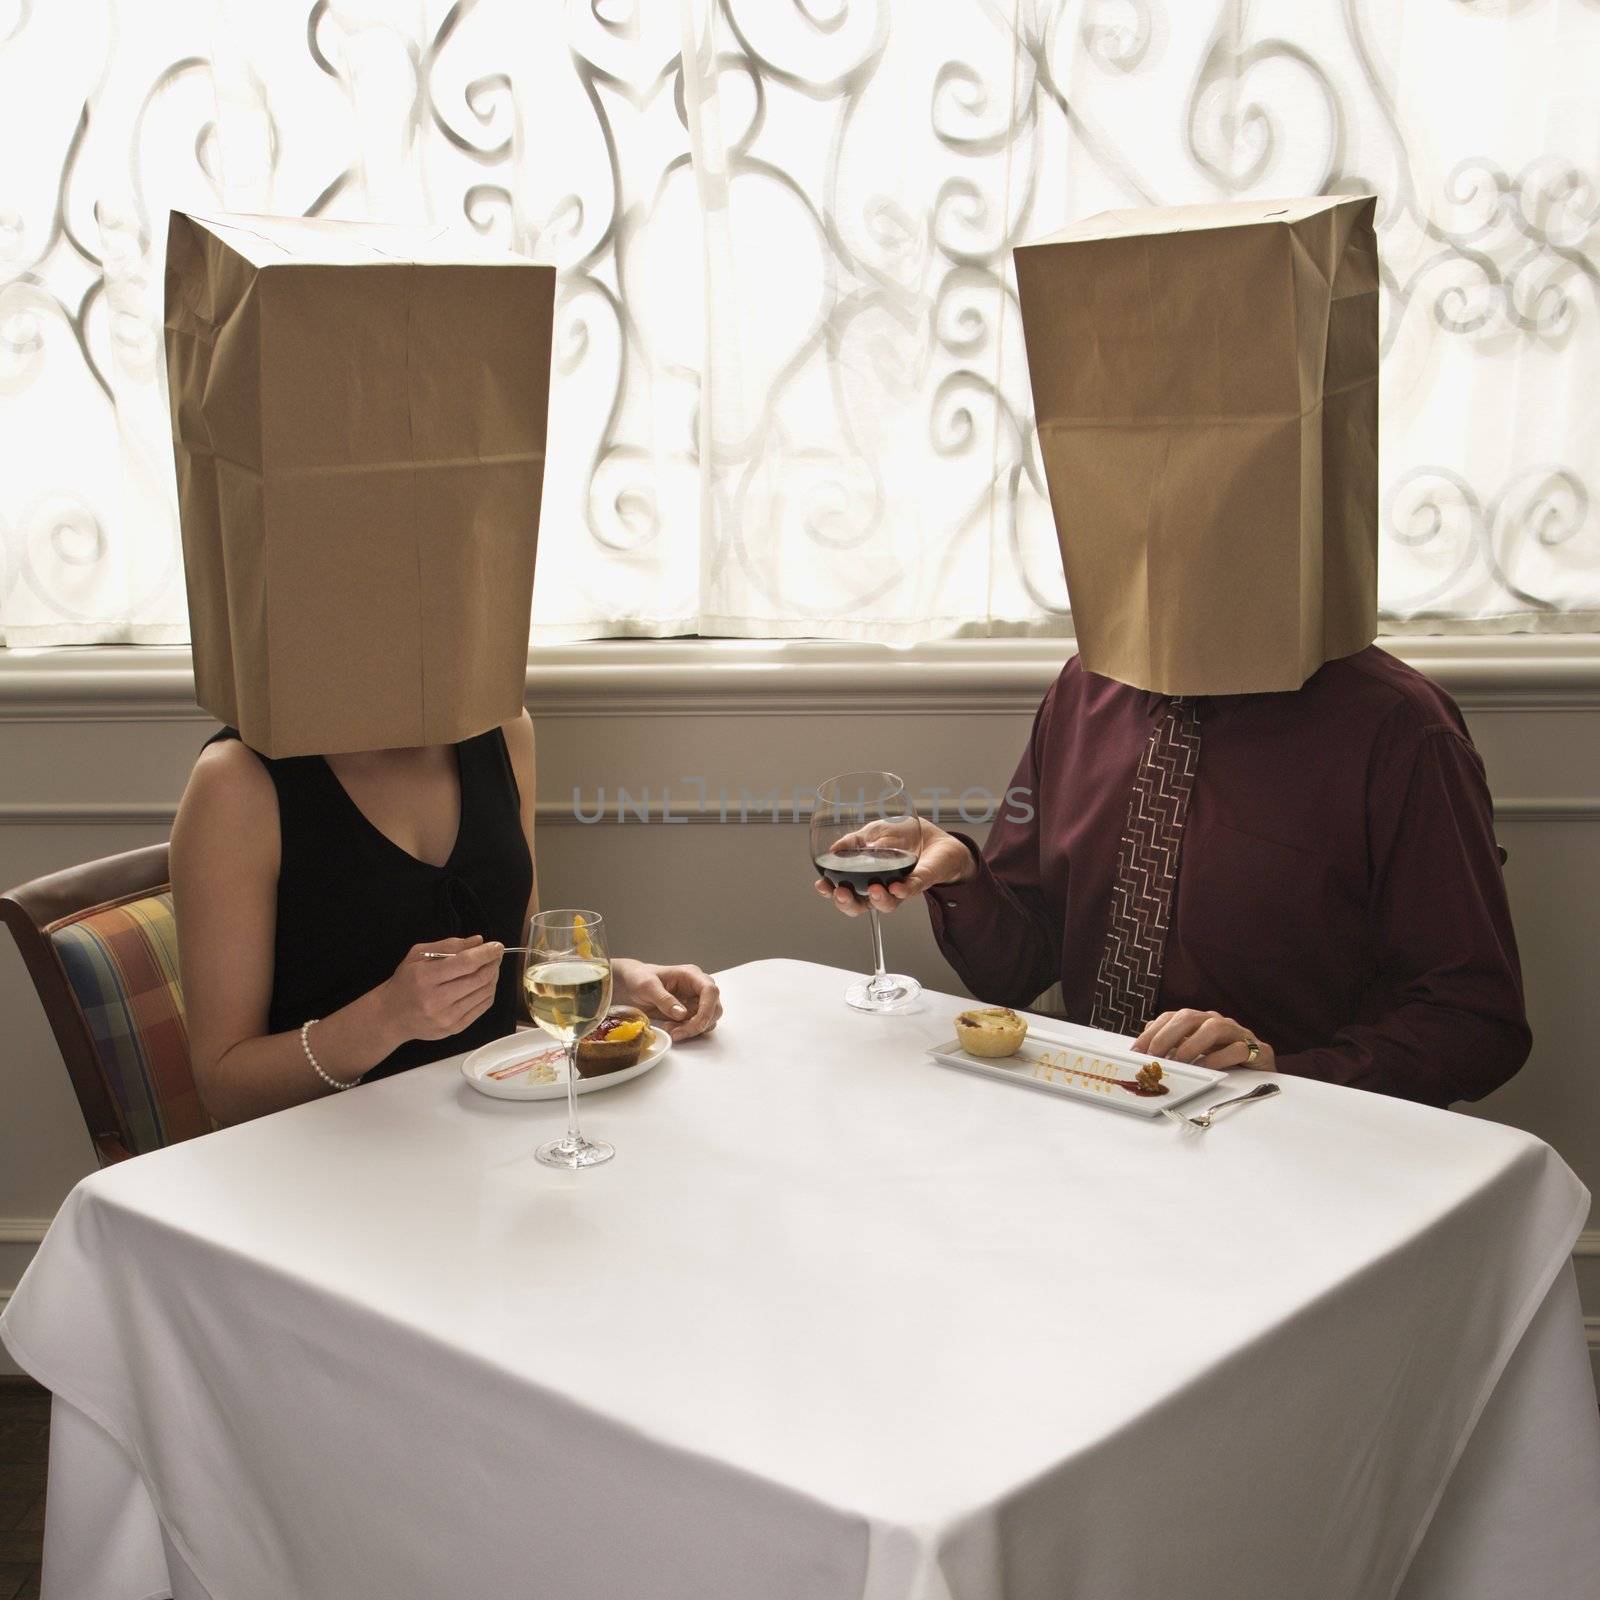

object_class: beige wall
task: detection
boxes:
[3,638,1599,1376]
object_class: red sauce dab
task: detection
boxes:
[1123,1076,1169,1099]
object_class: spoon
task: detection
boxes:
[1161,1081,1281,1130]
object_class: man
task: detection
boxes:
[820,197,1529,1107]
[820,649,1528,1106]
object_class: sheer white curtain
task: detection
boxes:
[2,0,1597,645]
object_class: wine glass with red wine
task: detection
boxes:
[812,771,923,1013]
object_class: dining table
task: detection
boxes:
[4,956,1598,1600]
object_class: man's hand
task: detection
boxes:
[814,818,978,918]
[1133,1009,1275,1071]
[611,958,722,1041]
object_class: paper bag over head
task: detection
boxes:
[164,210,557,757]
[1014,195,1379,696]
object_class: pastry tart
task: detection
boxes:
[954,1007,1027,1059]
[576,1007,652,1075]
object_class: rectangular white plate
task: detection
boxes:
[928,1026,1224,1119]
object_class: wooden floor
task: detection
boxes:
[0,1379,46,1600]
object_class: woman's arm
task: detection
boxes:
[171,741,502,1125]
[502,710,539,1029]
[502,710,540,937]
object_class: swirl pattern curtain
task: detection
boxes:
[2,0,1597,645]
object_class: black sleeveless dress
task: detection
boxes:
[206,727,532,1079]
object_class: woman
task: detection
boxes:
[172,710,720,1126]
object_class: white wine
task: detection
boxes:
[525,959,613,1043]
[525,911,616,1171]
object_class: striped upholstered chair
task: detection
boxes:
[1,844,211,1163]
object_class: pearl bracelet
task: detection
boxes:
[301,1019,360,1091]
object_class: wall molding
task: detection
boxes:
[0,1221,49,1355]
[0,803,179,827]
[1572,1234,1600,1357]
[3,635,1600,723]
[2,795,1599,830]
[1492,800,1600,821]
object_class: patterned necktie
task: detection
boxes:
[1090,697,1202,1034]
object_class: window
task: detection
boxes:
[2,0,1596,646]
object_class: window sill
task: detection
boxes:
[1,633,1599,719]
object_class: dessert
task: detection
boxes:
[1134,1061,1165,1095]
[954,1007,1028,1058]
[576,1006,652,1076]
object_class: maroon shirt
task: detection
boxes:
[926,648,1530,1107]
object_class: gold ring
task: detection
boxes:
[1243,1038,1261,1066]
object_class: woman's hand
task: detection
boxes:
[612,958,722,1041]
[814,818,978,918]
[1132,1009,1275,1071]
[378,936,504,1043]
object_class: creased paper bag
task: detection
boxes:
[164,211,556,757]
[1014,195,1379,695]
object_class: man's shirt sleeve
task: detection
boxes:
[1276,710,1531,1105]
[925,685,1064,1009]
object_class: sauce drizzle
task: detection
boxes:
[1031,1051,1170,1098]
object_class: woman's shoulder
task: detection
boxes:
[497,708,534,761]
[478,710,534,813]
[173,736,281,863]
[192,732,275,792]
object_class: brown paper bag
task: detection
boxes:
[164,211,556,757]
[1014,196,1378,695]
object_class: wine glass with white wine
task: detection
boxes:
[812,771,923,1013]
[525,910,614,1169]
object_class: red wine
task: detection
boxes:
[815,846,919,891]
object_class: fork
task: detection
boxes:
[1161,1081,1281,1130]
[421,946,532,960]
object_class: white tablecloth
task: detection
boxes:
[4,958,1597,1600]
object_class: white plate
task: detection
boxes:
[461,1027,671,1101]
[929,1025,1223,1119]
